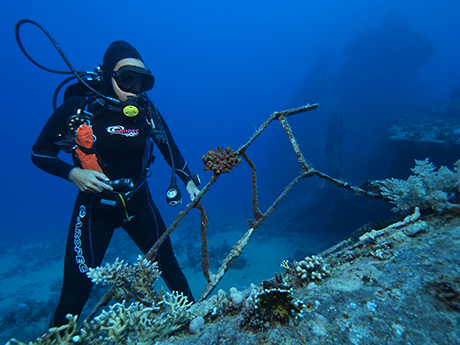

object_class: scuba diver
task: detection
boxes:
[30,39,201,327]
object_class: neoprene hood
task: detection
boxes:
[101,40,144,97]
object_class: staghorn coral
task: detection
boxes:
[85,256,193,342]
[90,301,135,341]
[87,255,161,305]
[375,158,460,212]
[162,291,194,324]
[8,257,193,344]
[202,146,241,175]
[7,314,81,345]
[88,292,193,343]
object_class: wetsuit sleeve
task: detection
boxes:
[155,111,193,183]
[31,97,82,180]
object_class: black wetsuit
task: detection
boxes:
[32,95,194,327]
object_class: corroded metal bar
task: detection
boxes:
[198,171,309,302]
[279,103,319,117]
[239,150,263,221]
[198,227,255,301]
[145,175,219,262]
[196,202,211,283]
[87,103,321,321]
[251,171,310,227]
[237,103,319,154]
[278,115,311,173]
[310,169,377,197]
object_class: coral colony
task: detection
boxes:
[7,102,460,344]
[202,146,241,176]
[283,255,331,284]
[240,287,306,330]
[375,158,460,213]
[87,256,161,304]
[7,256,194,344]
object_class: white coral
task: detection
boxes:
[292,255,330,281]
[87,255,161,303]
[82,257,193,343]
[377,158,460,212]
[87,296,192,343]
[161,291,193,323]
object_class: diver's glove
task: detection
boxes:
[185,174,201,201]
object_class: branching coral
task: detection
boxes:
[8,257,193,344]
[161,291,194,324]
[375,158,460,212]
[87,255,161,305]
[7,314,81,345]
[281,255,330,286]
[81,293,192,344]
[294,255,330,281]
[90,301,135,341]
[202,146,241,175]
[85,257,193,342]
[93,293,192,343]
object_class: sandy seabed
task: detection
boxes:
[0,204,335,344]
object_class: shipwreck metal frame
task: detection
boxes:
[87,103,378,320]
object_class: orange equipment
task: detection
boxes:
[74,124,103,173]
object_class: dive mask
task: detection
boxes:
[113,65,155,93]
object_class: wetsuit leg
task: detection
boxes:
[122,185,195,302]
[51,192,119,327]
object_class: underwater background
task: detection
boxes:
[1,0,460,343]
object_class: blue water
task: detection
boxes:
[1,0,458,237]
[1,0,460,341]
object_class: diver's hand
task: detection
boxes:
[69,168,113,193]
[186,181,200,201]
